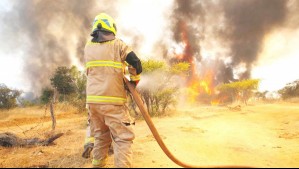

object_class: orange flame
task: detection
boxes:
[173,20,219,105]
[186,70,215,104]
[210,99,220,106]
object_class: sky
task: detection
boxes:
[0,0,299,94]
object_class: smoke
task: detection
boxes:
[0,0,297,94]
[0,0,117,93]
[170,0,204,66]
[167,0,289,84]
[1,0,171,93]
[286,0,299,29]
[220,0,288,79]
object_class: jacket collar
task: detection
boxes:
[91,31,115,43]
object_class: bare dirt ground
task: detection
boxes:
[1,102,299,168]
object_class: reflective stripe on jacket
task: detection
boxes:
[84,39,132,105]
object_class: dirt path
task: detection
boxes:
[1,103,299,168]
[131,104,299,168]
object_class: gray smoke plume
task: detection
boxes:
[0,0,117,93]
[220,0,287,79]
[287,0,299,28]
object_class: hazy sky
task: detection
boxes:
[0,0,298,93]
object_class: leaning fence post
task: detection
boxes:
[50,101,56,130]
[50,89,57,131]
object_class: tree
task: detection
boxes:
[40,87,54,105]
[216,79,260,105]
[0,84,21,109]
[67,66,87,113]
[50,66,76,101]
[138,60,190,116]
[255,91,268,100]
[48,65,87,112]
[278,79,299,100]
[70,65,86,100]
[141,59,166,73]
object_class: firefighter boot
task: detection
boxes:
[82,142,94,158]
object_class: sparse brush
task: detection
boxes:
[285,97,299,103]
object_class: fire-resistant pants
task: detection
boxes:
[85,109,95,145]
[89,104,135,168]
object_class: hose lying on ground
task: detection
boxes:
[124,77,252,168]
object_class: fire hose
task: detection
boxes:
[124,77,252,168]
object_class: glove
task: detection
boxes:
[124,78,139,91]
[129,80,138,88]
[134,80,140,86]
[124,80,136,91]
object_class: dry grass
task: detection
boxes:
[1,101,299,168]
[0,103,87,139]
[0,103,89,168]
[0,102,85,122]
[1,103,79,119]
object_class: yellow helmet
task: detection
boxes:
[92,13,117,35]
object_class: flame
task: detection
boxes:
[200,81,211,95]
[186,82,201,103]
[173,20,197,75]
[186,71,215,104]
[173,20,218,104]
[211,99,220,106]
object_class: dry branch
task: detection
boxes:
[0,132,63,147]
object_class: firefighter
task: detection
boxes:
[84,13,142,168]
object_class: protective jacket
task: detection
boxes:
[85,37,140,105]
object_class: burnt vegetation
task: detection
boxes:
[0,132,63,147]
